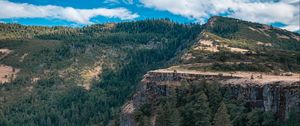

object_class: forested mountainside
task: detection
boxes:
[0,19,201,125]
[0,16,299,126]
[121,17,300,126]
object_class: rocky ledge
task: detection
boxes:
[120,70,300,126]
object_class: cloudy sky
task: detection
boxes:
[0,0,299,32]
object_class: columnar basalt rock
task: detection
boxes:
[120,71,300,126]
[223,82,300,120]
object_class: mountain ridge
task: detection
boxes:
[118,16,300,126]
[0,16,299,126]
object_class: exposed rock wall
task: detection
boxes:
[120,71,300,126]
[223,82,300,120]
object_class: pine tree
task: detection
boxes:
[193,92,211,126]
[205,81,222,115]
[213,101,232,126]
[262,111,276,126]
[156,104,174,126]
[182,102,195,126]
[46,117,52,126]
[156,101,181,126]
[246,109,263,126]
[0,110,8,126]
[286,108,300,126]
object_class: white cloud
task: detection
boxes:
[140,0,299,31]
[0,1,139,24]
[282,25,300,31]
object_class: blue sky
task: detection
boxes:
[0,0,299,32]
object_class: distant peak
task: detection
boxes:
[206,16,238,28]
[207,16,219,27]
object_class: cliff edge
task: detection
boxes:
[120,69,300,126]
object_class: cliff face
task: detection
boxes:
[223,82,300,120]
[120,71,300,126]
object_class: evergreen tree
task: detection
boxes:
[246,109,263,126]
[46,117,52,126]
[193,92,211,126]
[156,100,181,126]
[213,101,232,126]
[262,111,276,126]
[181,102,195,126]
[286,108,300,126]
[205,81,222,115]
[0,110,8,126]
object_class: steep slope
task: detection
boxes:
[0,20,202,125]
[120,17,300,126]
[181,16,300,73]
[121,70,300,126]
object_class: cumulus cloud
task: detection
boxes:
[0,1,139,24]
[140,0,299,31]
[282,25,300,31]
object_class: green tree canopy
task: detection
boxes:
[213,101,232,126]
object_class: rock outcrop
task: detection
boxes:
[120,71,300,126]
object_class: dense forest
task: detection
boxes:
[0,19,202,125]
[133,81,300,126]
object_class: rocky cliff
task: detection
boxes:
[120,70,300,126]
